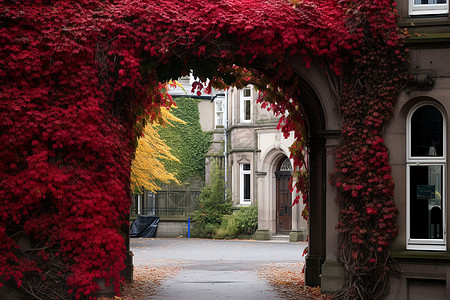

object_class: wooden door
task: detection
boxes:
[276,172,292,234]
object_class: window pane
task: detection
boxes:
[216,112,223,125]
[414,0,446,4]
[410,165,443,239]
[243,164,250,171]
[411,106,443,157]
[245,100,251,120]
[244,173,250,200]
[216,101,224,112]
[243,88,251,98]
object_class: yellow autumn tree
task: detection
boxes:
[131,106,185,194]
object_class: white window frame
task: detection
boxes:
[409,0,448,16]
[240,87,252,122]
[214,96,226,127]
[240,163,251,204]
[406,102,447,251]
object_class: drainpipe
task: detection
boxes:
[224,89,229,200]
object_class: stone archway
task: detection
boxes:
[1,1,350,297]
[246,61,341,287]
[282,59,342,289]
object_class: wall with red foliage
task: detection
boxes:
[0,0,408,298]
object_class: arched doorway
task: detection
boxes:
[276,156,293,234]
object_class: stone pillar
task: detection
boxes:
[320,130,344,293]
[292,201,299,232]
[305,134,326,286]
[255,171,270,240]
[289,193,307,242]
[122,219,134,283]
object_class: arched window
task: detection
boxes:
[279,157,293,172]
[407,104,446,250]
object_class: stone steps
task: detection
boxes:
[269,234,290,242]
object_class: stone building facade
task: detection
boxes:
[382,2,450,298]
[171,76,307,242]
[220,86,307,242]
[318,1,450,297]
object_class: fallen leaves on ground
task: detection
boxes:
[259,262,333,300]
[101,261,333,300]
[100,265,180,300]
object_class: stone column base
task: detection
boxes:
[305,254,325,286]
[0,281,26,300]
[321,260,344,294]
[121,250,134,282]
[254,229,270,240]
[289,230,307,242]
[93,278,115,297]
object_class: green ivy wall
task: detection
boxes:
[158,97,211,183]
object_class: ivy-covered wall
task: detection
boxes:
[158,97,211,183]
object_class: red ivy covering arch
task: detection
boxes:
[0,0,408,299]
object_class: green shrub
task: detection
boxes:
[214,205,258,239]
[190,161,232,238]
[234,205,258,235]
[214,214,238,239]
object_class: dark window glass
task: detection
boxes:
[416,0,447,3]
[243,164,250,171]
[411,106,443,157]
[410,165,443,239]
[244,100,251,120]
[243,88,251,98]
[244,173,250,200]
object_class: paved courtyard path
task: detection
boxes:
[130,238,308,300]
